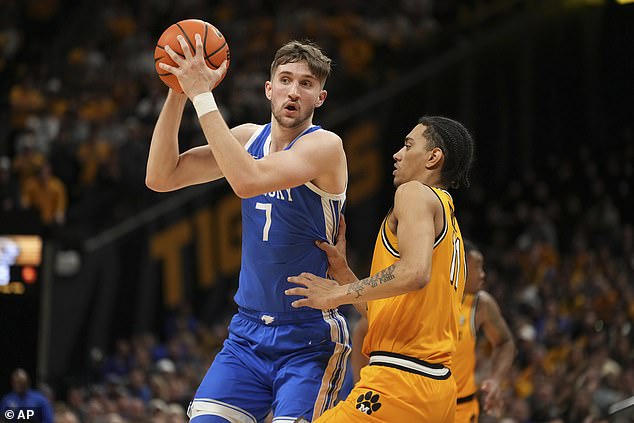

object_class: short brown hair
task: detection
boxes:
[270,40,332,87]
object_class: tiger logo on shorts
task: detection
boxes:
[356,391,382,415]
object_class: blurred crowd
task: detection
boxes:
[1,0,523,234]
[2,307,228,423]
[2,0,632,422]
[460,143,634,422]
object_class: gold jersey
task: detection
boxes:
[362,187,466,367]
[455,293,479,397]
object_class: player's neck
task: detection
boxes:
[270,118,313,152]
[417,173,443,189]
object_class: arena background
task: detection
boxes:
[1,0,633,422]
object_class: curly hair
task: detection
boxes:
[418,116,474,189]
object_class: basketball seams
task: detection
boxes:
[203,23,209,60]
[204,23,226,69]
[205,42,226,58]
[205,41,227,69]
[155,19,229,92]
[175,22,197,55]
[202,24,219,69]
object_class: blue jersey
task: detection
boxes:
[234,123,346,313]
[191,123,350,422]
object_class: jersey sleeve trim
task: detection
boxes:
[304,181,346,201]
[243,124,267,152]
[430,189,448,248]
[380,214,400,258]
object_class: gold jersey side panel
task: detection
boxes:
[455,293,479,397]
[362,187,466,367]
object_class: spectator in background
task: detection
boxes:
[54,407,80,423]
[167,402,188,423]
[127,368,152,404]
[20,161,67,225]
[0,368,54,423]
[11,133,46,186]
[103,339,134,377]
[0,156,20,210]
[8,76,46,131]
[64,387,87,422]
[76,128,113,192]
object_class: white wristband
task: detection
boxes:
[192,92,218,117]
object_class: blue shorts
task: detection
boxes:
[189,307,351,423]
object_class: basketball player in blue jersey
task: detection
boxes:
[147,39,350,423]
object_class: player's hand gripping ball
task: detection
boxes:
[154,19,230,93]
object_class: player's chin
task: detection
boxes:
[280,116,308,129]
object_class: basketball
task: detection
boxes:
[154,19,230,93]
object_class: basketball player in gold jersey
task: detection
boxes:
[286,116,474,422]
[342,239,516,422]
[454,240,515,422]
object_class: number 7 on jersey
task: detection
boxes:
[255,203,272,241]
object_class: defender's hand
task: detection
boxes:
[316,215,351,283]
[286,273,344,310]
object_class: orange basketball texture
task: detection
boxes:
[154,19,230,93]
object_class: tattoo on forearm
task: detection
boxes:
[347,265,397,298]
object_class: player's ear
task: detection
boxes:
[265,81,272,100]
[315,89,327,108]
[427,147,444,170]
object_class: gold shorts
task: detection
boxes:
[316,352,456,422]
[455,393,479,423]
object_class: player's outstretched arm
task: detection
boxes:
[286,182,438,309]
[336,181,437,303]
[478,290,516,416]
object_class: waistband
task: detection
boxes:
[237,306,341,326]
[457,392,477,404]
[369,351,451,380]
